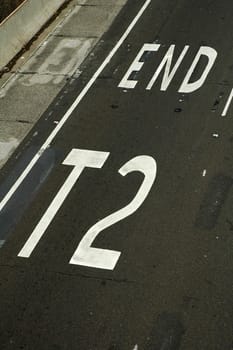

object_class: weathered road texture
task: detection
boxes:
[0,0,233,349]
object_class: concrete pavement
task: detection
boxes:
[0,0,128,168]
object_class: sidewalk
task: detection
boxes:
[0,0,24,22]
[0,0,127,168]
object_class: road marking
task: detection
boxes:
[70,154,157,270]
[119,44,217,92]
[221,87,233,116]
[202,169,207,177]
[178,46,217,93]
[18,149,109,258]
[18,150,157,271]
[146,44,189,90]
[0,0,152,213]
[118,43,160,89]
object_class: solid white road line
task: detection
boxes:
[0,0,151,213]
[222,87,233,116]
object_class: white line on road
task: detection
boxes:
[18,149,110,258]
[222,87,233,116]
[0,0,151,213]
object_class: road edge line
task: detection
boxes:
[0,0,151,212]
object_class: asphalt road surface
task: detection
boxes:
[0,0,233,349]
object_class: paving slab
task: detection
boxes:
[53,4,123,38]
[0,73,65,123]
[18,35,96,75]
[75,0,127,5]
[0,120,30,168]
[0,0,128,168]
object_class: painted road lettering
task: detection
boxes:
[18,149,110,259]
[70,155,157,270]
[146,44,189,91]
[119,44,217,92]
[18,149,157,270]
[118,43,160,89]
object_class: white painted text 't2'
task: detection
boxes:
[18,149,157,270]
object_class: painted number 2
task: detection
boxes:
[18,149,157,270]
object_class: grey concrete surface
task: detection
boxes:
[0,0,67,70]
[53,4,124,37]
[0,0,128,168]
